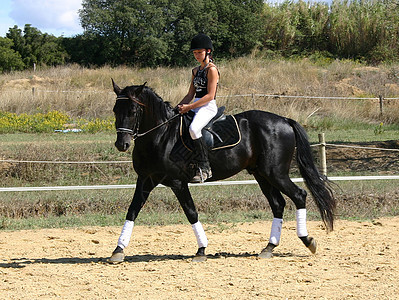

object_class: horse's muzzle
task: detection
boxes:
[115,133,132,152]
[115,141,130,152]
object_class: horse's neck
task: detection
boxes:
[138,97,177,139]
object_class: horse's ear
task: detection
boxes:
[134,81,147,96]
[112,78,122,95]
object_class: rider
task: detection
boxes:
[177,33,219,183]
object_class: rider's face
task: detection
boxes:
[193,49,208,63]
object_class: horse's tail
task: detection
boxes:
[287,118,336,231]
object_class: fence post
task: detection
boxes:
[379,95,383,117]
[318,133,327,176]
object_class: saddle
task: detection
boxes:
[170,106,241,163]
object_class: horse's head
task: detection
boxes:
[112,79,146,152]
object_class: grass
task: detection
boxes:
[1,179,398,231]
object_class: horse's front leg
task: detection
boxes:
[171,183,208,262]
[109,175,158,263]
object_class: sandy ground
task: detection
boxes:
[1,217,398,299]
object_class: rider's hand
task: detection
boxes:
[178,104,191,114]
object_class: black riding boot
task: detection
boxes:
[191,137,212,183]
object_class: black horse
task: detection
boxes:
[109,80,335,262]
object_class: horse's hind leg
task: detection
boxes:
[171,183,207,262]
[254,173,286,258]
[267,173,317,254]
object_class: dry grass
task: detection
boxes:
[1,58,398,123]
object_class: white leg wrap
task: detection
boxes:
[117,220,134,249]
[269,218,283,245]
[192,221,208,248]
[296,209,308,237]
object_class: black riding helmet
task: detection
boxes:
[190,33,213,51]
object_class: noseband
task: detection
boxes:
[116,127,135,135]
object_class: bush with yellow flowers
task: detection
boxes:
[77,117,114,133]
[0,110,114,133]
[0,111,68,133]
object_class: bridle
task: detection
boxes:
[115,95,180,140]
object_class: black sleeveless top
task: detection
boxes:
[192,64,219,99]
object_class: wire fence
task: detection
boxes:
[217,93,399,101]
[27,88,399,101]
[1,140,398,192]
[1,90,398,192]
[1,142,399,165]
[8,88,399,102]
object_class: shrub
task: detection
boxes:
[0,110,70,133]
[0,110,115,133]
[78,117,114,133]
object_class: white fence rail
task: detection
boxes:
[1,136,399,192]
[1,175,399,192]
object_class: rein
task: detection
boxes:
[115,95,180,140]
[131,113,180,140]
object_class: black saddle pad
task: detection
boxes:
[170,108,241,163]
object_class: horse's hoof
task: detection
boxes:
[258,251,273,258]
[258,243,275,259]
[258,250,273,259]
[192,254,207,262]
[109,251,125,263]
[307,237,317,254]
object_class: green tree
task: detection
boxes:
[212,0,264,57]
[6,26,25,60]
[78,0,265,66]
[0,37,24,72]
[79,0,172,66]
[164,0,219,65]
[62,34,111,66]
[6,25,67,69]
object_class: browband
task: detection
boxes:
[116,95,146,107]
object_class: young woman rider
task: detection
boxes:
[177,33,219,183]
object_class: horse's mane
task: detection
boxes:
[125,85,175,121]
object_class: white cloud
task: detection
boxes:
[9,0,83,35]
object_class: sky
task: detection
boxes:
[0,0,333,38]
[0,0,83,37]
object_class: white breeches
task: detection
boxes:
[189,99,217,140]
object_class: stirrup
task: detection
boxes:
[191,168,212,184]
